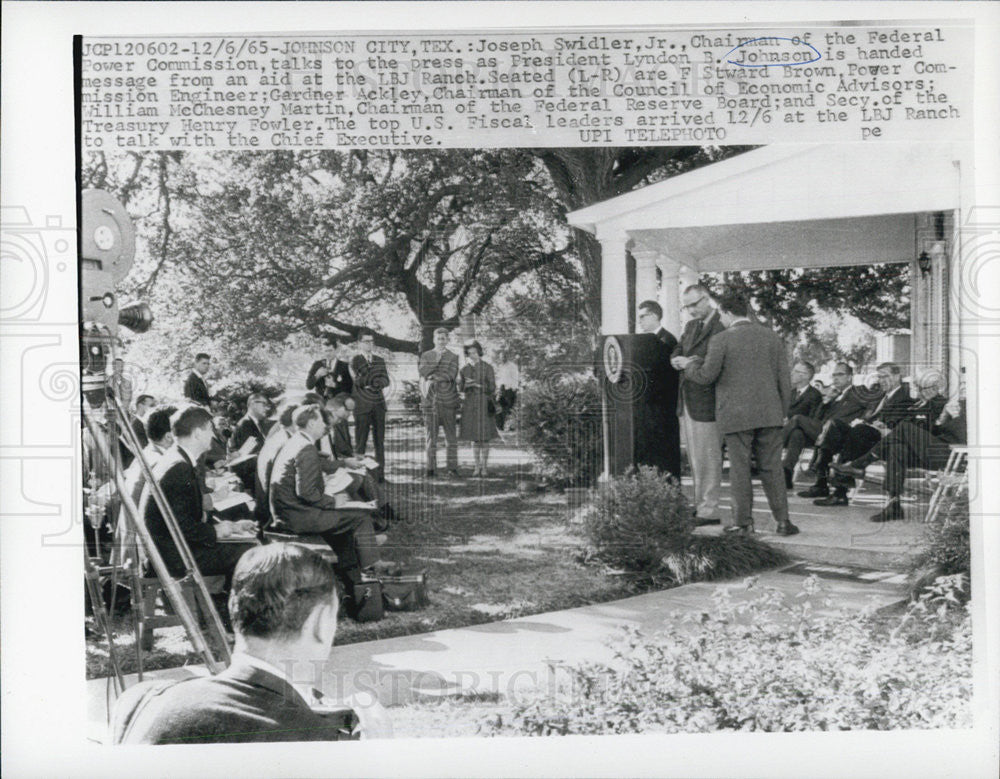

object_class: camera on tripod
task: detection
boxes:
[79,188,152,406]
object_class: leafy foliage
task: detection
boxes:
[519,373,602,487]
[488,575,971,735]
[583,466,693,575]
[914,493,970,577]
[211,378,285,425]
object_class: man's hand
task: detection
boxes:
[345,456,364,469]
[215,520,234,538]
[202,494,214,511]
[671,356,692,370]
[315,366,329,378]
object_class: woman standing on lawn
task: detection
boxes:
[458,340,499,476]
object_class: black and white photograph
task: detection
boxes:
[2,3,999,778]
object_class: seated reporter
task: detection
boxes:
[254,401,300,532]
[268,404,382,597]
[112,543,392,744]
[140,406,257,590]
[832,370,966,522]
[322,394,399,524]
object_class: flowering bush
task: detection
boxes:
[915,493,970,577]
[488,575,971,735]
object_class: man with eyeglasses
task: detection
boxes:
[783,362,868,494]
[669,285,726,524]
[810,363,912,507]
[229,393,276,491]
[675,290,796,536]
[832,370,965,522]
[637,299,681,479]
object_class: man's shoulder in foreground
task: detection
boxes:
[112,663,357,744]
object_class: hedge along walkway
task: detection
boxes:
[86,430,641,679]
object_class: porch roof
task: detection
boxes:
[566,144,964,273]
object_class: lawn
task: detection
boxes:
[86,428,648,679]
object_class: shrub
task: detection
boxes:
[520,374,602,487]
[488,575,972,735]
[583,466,693,576]
[399,379,423,415]
[583,468,787,584]
[914,492,970,577]
[212,378,285,424]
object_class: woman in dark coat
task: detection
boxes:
[458,341,499,476]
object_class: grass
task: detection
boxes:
[85,426,789,680]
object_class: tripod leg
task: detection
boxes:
[85,562,125,693]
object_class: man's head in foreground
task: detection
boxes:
[229,543,339,664]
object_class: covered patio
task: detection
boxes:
[566,143,973,553]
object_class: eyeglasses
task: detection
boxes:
[682,297,707,310]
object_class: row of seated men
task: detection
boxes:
[124,392,397,623]
[781,361,966,522]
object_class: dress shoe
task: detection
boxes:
[797,483,829,499]
[870,500,905,523]
[695,517,721,527]
[813,492,849,507]
[723,525,753,535]
[774,522,800,536]
[831,462,866,480]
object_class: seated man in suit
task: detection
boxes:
[322,394,398,524]
[784,362,869,491]
[112,542,391,743]
[787,362,823,422]
[141,406,257,593]
[268,404,382,602]
[833,370,965,522]
[810,363,913,506]
[229,393,275,492]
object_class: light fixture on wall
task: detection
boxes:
[917,250,932,277]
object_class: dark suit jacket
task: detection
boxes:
[183,371,211,407]
[670,312,725,421]
[350,354,389,413]
[230,415,273,454]
[788,385,824,419]
[820,386,870,425]
[418,348,460,409]
[307,358,353,399]
[651,327,680,413]
[866,384,913,429]
[269,432,341,533]
[684,320,791,435]
[131,415,149,451]
[111,656,358,744]
[330,419,354,459]
[141,447,217,577]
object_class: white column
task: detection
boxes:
[632,248,660,330]
[599,229,629,334]
[660,260,681,337]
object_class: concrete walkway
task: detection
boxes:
[87,559,910,740]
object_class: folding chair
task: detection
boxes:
[922,447,968,524]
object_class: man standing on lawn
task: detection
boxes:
[350,328,390,483]
[674,290,798,536]
[418,327,460,478]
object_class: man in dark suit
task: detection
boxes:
[269,404,381,595]
[350,328,390,482]
[833,371,965,522]
[637,299,681,479]
[783,362,868,491]
[131,394,156,451]
[787,362,823,421]
[676,291,798,536]
[183,353,213,407]
[306,339,354,399]
[810,362,912,505]
[670,285,726,521]
[254,402,299,532]
[140,406,257,588]
[418,327,461,478]
[228,393,275,492]
[112,543,391,743]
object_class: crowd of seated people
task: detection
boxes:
[780,362,966,522]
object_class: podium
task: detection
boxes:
[599,333,680,478]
